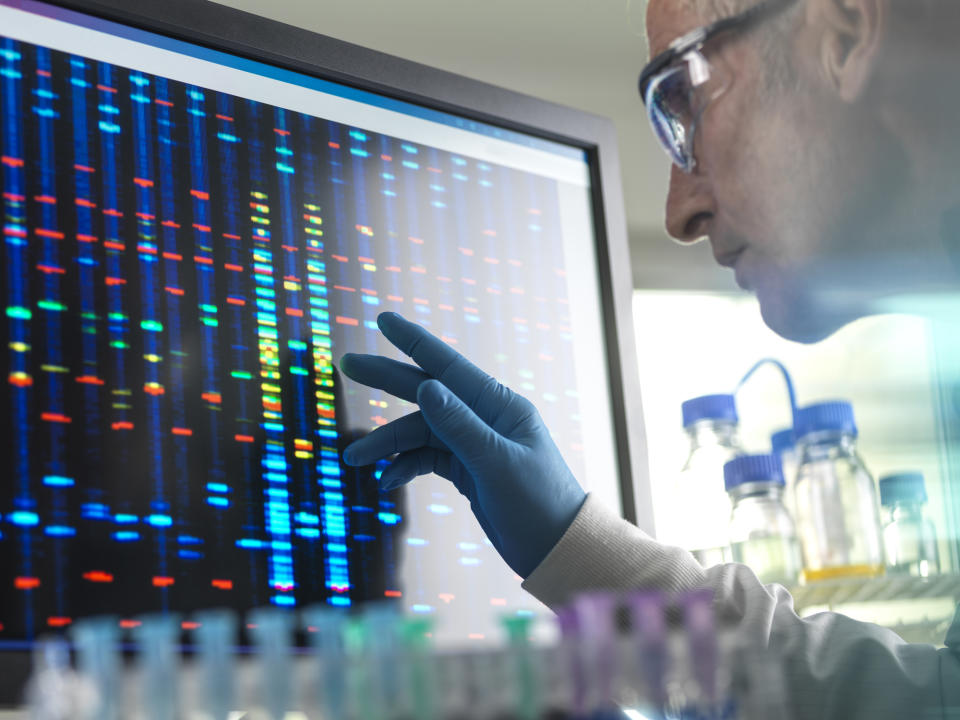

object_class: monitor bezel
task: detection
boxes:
[0,0,653,704]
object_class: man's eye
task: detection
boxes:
[656,71,693,119]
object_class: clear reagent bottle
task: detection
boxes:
[770,428,798,517]
[725,454,803,587]
[793,401,885,582]
[879,472,941,578]
[675,394,744,567]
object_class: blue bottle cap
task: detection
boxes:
[793,401,857,440]
[681,394,738,427]
[770,428,795,455]
[724,454,784,492]
[878,472,927,506]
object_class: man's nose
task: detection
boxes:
[665,163,715,242]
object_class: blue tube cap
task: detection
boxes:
[794,401,857,440]
[724,454,784,492]
[879,472,927,506]
[681,394,738,427]
[770,428,795,455]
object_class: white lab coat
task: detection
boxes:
[522,493,960,719]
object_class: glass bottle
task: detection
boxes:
[793,401,885,582]
[771,428,798,517]
[675,394,743,567]
[725,454,803,587]
[879,472,941,577]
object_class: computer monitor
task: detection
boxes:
[0,0,646,662]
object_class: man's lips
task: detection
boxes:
[713,246,745,269]
[713,245,752,289]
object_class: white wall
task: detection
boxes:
[632,290,955,572]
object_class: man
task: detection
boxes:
[340,0,960,716]
[647,0,959,344]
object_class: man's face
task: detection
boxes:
[645,0,904,343]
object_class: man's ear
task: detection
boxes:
[816,0,884,102]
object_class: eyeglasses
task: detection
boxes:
[639,0,799,173]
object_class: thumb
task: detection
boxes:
[417,379,500,472]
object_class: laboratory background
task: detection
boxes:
[0,0,957,718]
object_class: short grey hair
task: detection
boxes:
[702,0,802,91]
[639,0,801,91]
[703,0,760,15]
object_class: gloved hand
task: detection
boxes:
[340,312,587,579]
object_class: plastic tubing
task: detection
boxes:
[735,357,798,426]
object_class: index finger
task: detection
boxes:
[377,312,493,403]
[339,353,428,403]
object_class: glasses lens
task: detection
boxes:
[645,64,695,170]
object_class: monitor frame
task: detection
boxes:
[0,0,652,704]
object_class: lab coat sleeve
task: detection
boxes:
[522,493,960,720]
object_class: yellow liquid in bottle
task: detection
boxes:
[801,564,886,582]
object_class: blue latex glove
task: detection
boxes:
[340,312,587,579]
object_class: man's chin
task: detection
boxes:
[756,286,857,344]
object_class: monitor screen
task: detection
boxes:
[0,0,627,646]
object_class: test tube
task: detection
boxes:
[435,650,472,720]
[26,637,79,720]
[400,617,437,720]
[194,610,237,720]
[366,604,407,720]
[501,615,539,720]
[627,592,669,715]
[71,616,121,720]
[248,607,294,720]
[303,604,348,720]
[133,614,180,720]
[535,644,573,720]
[679,590,718,712]
[555,607,585,718]
[342,614,380,720]
[472,648,512,720]
[570,593,620,717]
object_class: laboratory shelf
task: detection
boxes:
[789,572,960,610]
[889,615,957,646]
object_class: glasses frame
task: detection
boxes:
[639,0,800,172]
